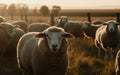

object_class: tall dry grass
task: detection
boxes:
[67,39,115,75]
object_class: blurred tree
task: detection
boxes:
[33,7,38,16]
[7,3,16,20]
[16,3,29,21]
[0,3,7,16]
[52,5,61,16]
[40,5,49,16]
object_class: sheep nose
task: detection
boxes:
[52,44,58,48]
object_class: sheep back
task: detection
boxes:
[0,16,6,23]
[64,21,84,38]
[28,23,50,32]
[92,20,104,25]
[83,24,101,39]
[11,20,28,33]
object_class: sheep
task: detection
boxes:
[92,20,104,25]
[6,27,25,57]
[0,22,17,56]
[28,23,50,32]
[64,21,84,38]
[82,21,102,45]
[17,26,74,75]
[10,20,28,33]
[115,50,120,75]
[82,21,101,39]
[57,16,68,28]
[94,20,120,60]
[0,16,6,23]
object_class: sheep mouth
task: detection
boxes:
[51,48,59,53]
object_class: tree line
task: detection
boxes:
[0,3,61,21]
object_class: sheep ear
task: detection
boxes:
[63,32,75,38]
[34,32,46,38]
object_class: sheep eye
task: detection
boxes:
[46,34,50,39]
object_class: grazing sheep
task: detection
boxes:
[82,21,101,39]
[0,22,17,56]
[94,20,120,60]
[64,21,84,38]
[57,16,68,28]
[28,23,50,32]
[0,16,6,23]
[11,20,28,33]
[115,50,120,75]
[17,26,74,75]
[92,20,104,25]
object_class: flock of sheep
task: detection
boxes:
[0,15,120,75]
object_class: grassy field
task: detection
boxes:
[0,16,117,75]
[4,15,117,24]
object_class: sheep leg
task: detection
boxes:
[97,48,105,59]
[22,68,34,75]
[104,48,110,61]
[116,71,120,75]
[110,48,114,61]
[88,38,93,46]
[104,51,108,61]
[104,48,113,61]
[23,71,33,75]
[98,48,101,58]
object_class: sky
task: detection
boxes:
[0,0,120,9]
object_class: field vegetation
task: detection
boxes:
[0,15,117,75]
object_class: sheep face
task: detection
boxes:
[60,16,68,24]
[106,22,119,33]
[35,27,74,53]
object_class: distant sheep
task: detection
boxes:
[0,16,6,23]
[95,20,120,60]
[57,16,68,28]
[17,26,74,75]
[11,20,28,33]
[82,21,101,39]
[92,20,104,25]
[64,21,84,38]
[115,50,120,75]
[28,23,50,32]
